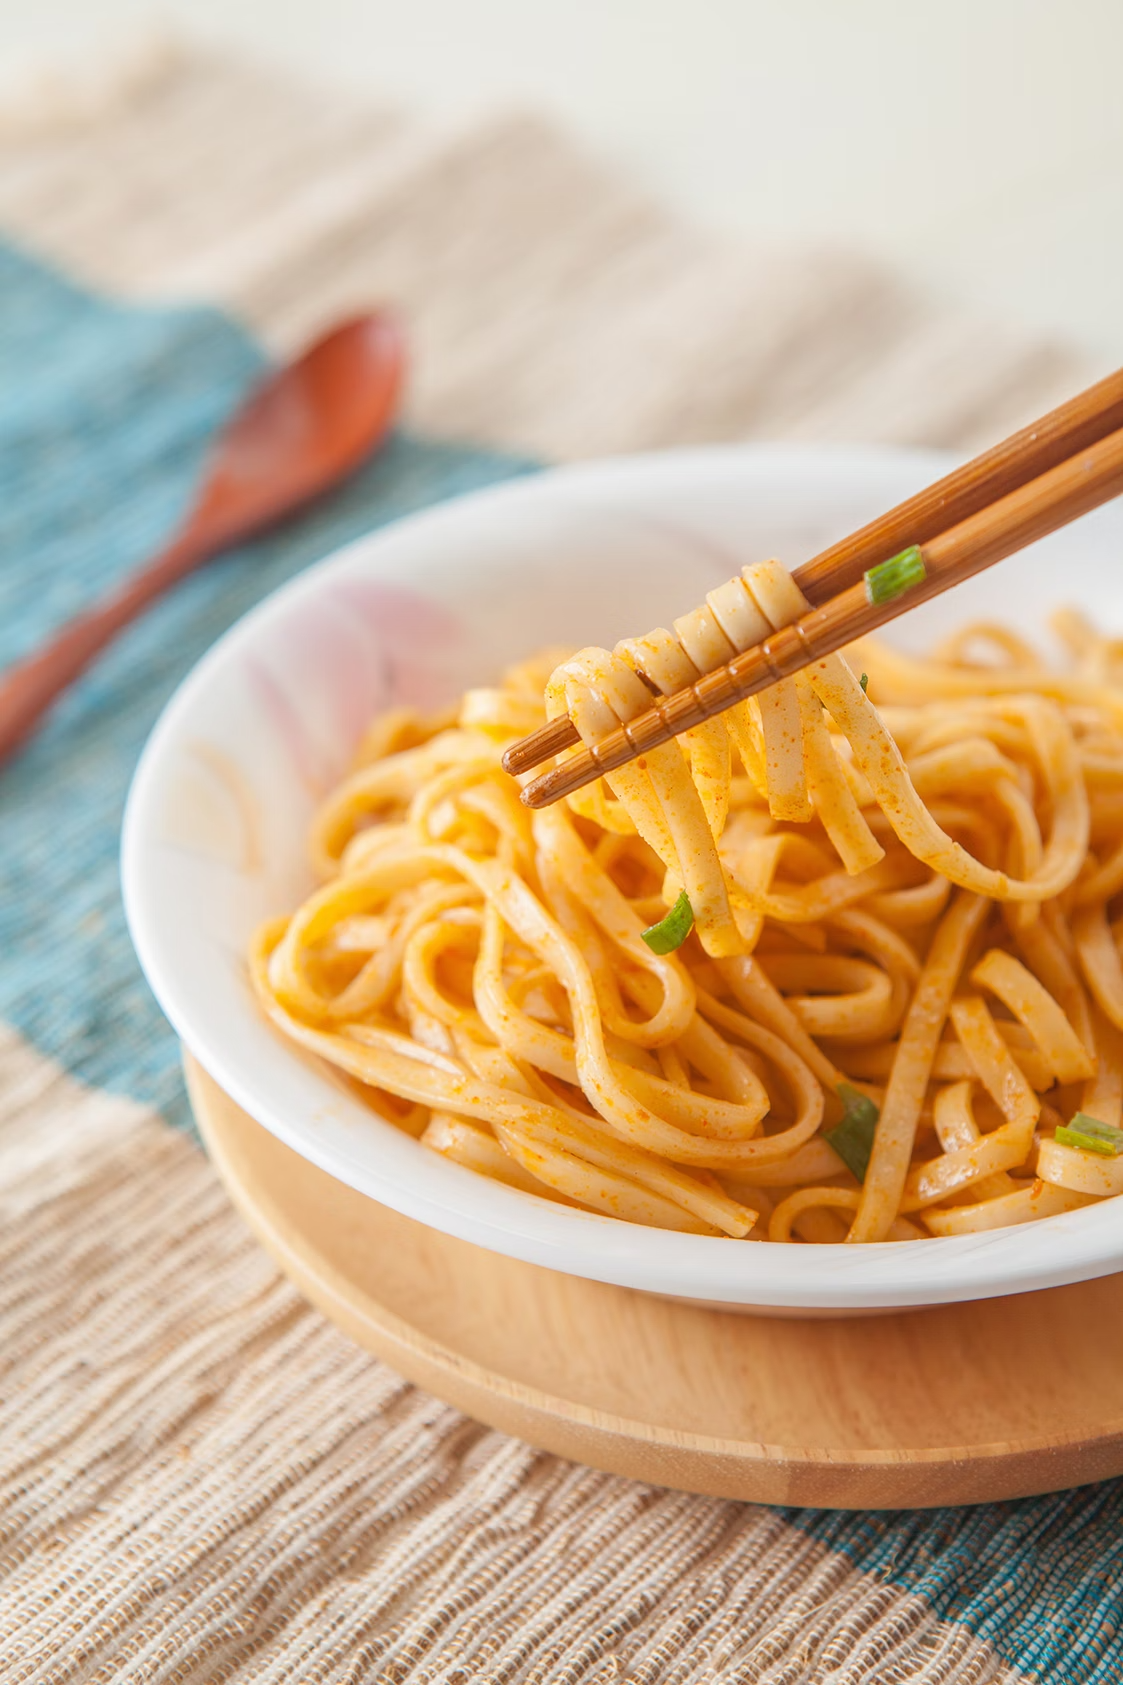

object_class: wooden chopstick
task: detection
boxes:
[502,365,1123,777]
[518,423,1123,810]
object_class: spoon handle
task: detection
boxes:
[0,535,206,765]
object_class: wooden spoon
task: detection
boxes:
[0,311,406,765]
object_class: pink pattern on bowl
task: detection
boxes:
[240,580,466,800]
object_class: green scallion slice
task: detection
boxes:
[641,891,694,954]
[824,1083,880,1182]
[1055,1113,1123,1157]
[865,544,926,608]
[859,672,869,693]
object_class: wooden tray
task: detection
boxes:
[186,1055,1123,1509]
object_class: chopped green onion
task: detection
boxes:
[1055,1113,1123,1157]
[865,544,926,608]
[859,672,869,693]
[641,891,694,954]
[824,1083,880,1182]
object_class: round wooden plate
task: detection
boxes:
[186,1055,1123,1509]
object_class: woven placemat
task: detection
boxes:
[1,43,1117,1685]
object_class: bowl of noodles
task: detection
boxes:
[123,444,1123,1313]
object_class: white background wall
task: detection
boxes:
[1,0,1120,365]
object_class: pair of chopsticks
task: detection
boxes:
[506,367,1123,810]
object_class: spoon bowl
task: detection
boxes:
[187,314,406,556]
[0,310,406,764]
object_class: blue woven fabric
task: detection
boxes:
[0,241,535,1132]
[1,237,1120,1681]
[794,1485,1123,1681]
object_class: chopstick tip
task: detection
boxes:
[519,770,561,809]
[502,712,581,777]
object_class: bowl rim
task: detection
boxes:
[122,441,1123,1311]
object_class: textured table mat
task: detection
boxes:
[2,43,1120,1684]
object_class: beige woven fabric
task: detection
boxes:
[0,43,1073,1682]
[0,46,1089,463]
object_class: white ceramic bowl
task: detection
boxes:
[123,445,1123,1314]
